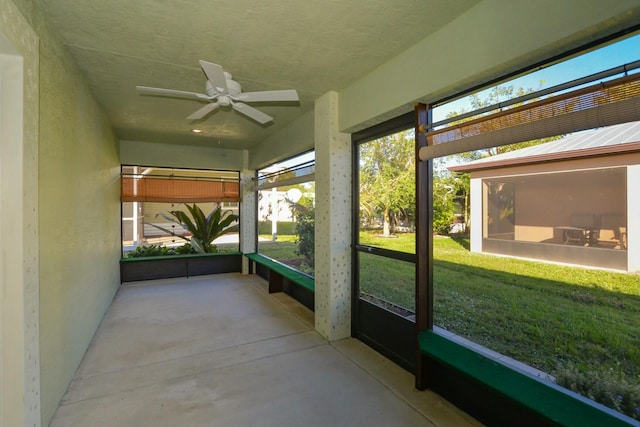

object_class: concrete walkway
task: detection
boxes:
[50,273,482,427]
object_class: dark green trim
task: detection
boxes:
[244,253,314,292]
[120,251,242,262]
[419,330,636,427]
[120,252,242,282]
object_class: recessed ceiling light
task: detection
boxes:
[191,129,203,133]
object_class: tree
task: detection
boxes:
[432,168,470,235]
[359,131,415,237]
[433,177,456,235]
[432,83,563,233]
[446,83,562,160]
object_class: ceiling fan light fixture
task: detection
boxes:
[218,95,231,107]
[136,61,299,125]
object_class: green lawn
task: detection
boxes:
[257,222,298,257]
[257,240,298,259]
[257,237,313,275]
[359,230,416,252]
[433,239,639,371]
[359,253,416,311]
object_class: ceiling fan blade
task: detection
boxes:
[136,86,209,100]
[199,61,228,94]
[187,102,219,120]
[238,89,299,103]
[232,102,273,124]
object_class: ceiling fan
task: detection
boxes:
[136,61,299,124]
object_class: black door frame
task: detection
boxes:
[351,112,418,372]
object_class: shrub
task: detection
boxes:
[294,208,315,265]
[175,243,197,255]
[554,363,640,420]
[126,245,176,258]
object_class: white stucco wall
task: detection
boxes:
[7,0,123,424]
[249,109,314,170]
[37,20,122,427]
[0,1,40,425]
[120,139,244,170]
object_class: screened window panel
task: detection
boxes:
[420,73,640,161]
[256,161,315,191]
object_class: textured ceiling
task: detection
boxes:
[35,0,480,150]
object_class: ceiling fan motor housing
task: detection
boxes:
[218,95,231,107]
[205,78,241,98]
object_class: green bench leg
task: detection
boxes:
[269,271,283,293]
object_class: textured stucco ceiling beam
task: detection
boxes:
[338,0,640,133]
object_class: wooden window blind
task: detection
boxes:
[121,175,240,203]
[419,73,640,161]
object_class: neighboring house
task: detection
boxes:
[257,189,300,223]
[449,121,640,273]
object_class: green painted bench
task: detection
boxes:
[243,253,314,293]
[419,330,636,426]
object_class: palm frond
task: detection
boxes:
[160,203,239,253]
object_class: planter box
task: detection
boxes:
[120,252,242,282]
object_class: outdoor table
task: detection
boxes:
[556,226,598,246]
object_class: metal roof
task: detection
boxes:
[449,121,640,172]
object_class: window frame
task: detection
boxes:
[254,151,316,277]
[413,27,640,425]
[120,164,240,256]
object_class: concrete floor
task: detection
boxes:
[50,273,483,427]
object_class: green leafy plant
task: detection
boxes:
[152,203,238,253]
[126,244,176,258]
[174,243,197,255]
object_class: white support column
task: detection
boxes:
[469,177,483,253]
[627,165,639,273]
[240,150,256,274]
[314,91,352,341]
